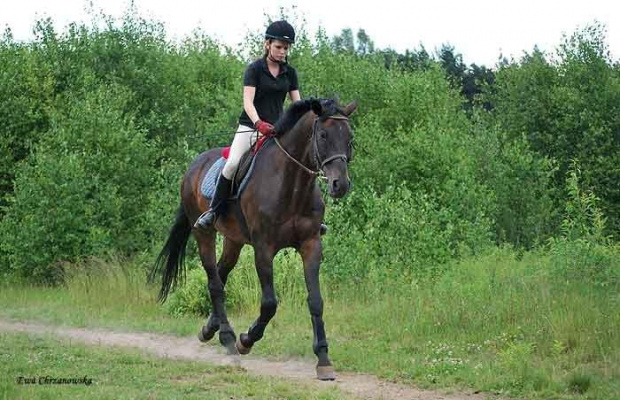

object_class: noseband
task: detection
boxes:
[274,115,351,177]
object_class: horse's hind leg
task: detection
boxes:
[236,244,277,355]
[199,238,243,342]
[218,238,244,285]
[194,230,238,355]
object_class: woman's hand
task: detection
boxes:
[255,120,275,136]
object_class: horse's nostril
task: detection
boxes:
[332,179,339,191]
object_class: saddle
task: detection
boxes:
[201,136,272,200]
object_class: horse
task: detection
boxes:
[151,97,357,380]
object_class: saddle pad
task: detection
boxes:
[200,157,226,199]
[201,138,274,200]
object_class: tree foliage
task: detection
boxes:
[0,12,618,284]
[490,22,620,234]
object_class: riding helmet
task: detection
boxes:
[265,20,295,43]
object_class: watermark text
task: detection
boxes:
[16,376,93,386]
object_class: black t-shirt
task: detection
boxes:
[239,58,299,127]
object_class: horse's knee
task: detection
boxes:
[217,262,235,283]
[260,296,278,319]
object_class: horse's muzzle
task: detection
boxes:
[328,177,350,198]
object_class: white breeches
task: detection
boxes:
[221,124,261,179]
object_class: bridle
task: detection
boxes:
[274,115,352,178]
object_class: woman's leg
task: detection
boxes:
[222,125,259,180]
[195,125,257,229]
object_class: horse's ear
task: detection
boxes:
[343,100,358,116]
[310,98,323,116]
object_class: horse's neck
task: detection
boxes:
[278,112,314,167]
[273,113,317,199]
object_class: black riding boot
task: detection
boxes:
[194,175,233,230]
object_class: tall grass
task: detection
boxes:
[163,245,309,317]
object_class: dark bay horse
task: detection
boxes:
[152,98,357,380]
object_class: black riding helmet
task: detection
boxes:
[265,20,295,43]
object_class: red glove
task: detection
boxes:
[254,120,275,136]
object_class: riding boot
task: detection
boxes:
[194,175,233,230]
[320,222,328,236]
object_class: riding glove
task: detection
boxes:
[254,120,275,136]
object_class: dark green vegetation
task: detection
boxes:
[1,8,619,400]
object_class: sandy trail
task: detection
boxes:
[0,319,493,400]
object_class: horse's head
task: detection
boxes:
[311,98,358,198]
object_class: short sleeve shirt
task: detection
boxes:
[239,58,299,127]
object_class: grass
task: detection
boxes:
[1,247,619,399]
[0,331,349,400]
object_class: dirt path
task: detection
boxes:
[0,319,493,400]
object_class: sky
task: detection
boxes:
[1,0,619,67]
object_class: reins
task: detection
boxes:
[274,137,321,176]
[274,115,350,179]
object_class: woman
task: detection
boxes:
[195,20,310,230]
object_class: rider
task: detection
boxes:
[195,21,328,235]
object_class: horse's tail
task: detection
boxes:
[149,203,192,303]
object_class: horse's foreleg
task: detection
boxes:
[200,238,243,342]
[236,244,276,354]
[300,237,335,380]
[195,231,238,354]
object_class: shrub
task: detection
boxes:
[0,83,158,282]
[546,163,620,286]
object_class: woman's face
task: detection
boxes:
[266,40,290,62]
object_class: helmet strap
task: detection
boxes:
[267,46,284,65]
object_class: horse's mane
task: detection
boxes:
[274,98,345,136]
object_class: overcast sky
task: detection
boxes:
[1,0,618,67]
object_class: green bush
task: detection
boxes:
[546,163,620,287]
[301,59,497,281]
[470,111,557,248]
[164,267,210,317]
[1,10,619,289]
[490,23,620,235]
[0,24,55,211]
[323,183,491,284]
[0,83,157,282]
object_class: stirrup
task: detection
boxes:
[320,223,328,236]
[194,210,216,230]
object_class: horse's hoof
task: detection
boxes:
[198,325,217,343]
[316,365,336,381]
[236,336,252,355]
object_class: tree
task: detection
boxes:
[463,63,495,111]
[331,28,355,53]
[490,23,620,235]
[356,29,374,55]
[438,44,466,85]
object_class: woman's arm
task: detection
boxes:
[289,90,301,102]
[243,86,260,125]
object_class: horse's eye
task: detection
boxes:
[320,131,327,140]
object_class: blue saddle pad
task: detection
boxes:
[201,157,226,199]
[201,140,272,200]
